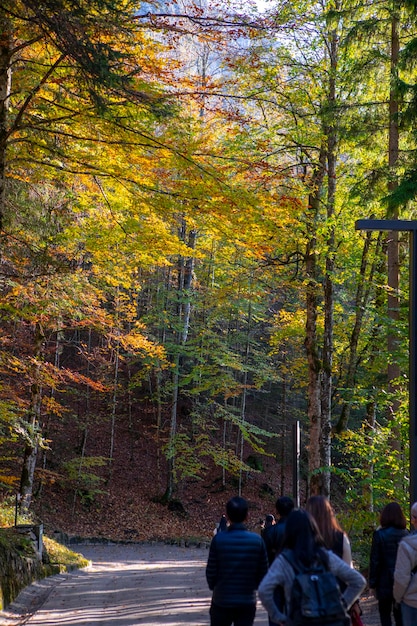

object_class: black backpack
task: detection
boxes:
[282,549,350,626]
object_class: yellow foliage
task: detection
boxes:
[270,309,306,348]
[0,475,19,487]
[119,330,166,361]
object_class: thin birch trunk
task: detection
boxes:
[238,297,252,497]
[155,266,170,483]
[71,328,92,515]
[109,333,120,467]
[166,224,196,500]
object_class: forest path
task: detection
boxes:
[0,543,379,626]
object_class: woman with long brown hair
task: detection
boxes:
[306,495,352,565]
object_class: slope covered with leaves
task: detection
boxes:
[31,408,290,542]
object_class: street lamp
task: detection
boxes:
[355,219,417,504]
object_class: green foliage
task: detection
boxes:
[384,168,417,208]
[0,399,22,491]
[164,433,208,482]
[0,527,28,551]
[0,398,21,444]
[335,403,409,509]
[338,508,378,573]
[61,457,108,506]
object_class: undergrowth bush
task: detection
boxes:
[43,536,89,569]
[338,509,378,574]
[0,498,33,527]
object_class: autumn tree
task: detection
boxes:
[0,0,182,510]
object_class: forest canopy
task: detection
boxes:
[0,0,416,521]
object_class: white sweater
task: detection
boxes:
[258,550,366,625]
[394,533,417,608]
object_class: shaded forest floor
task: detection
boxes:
[34,464,282,543]
[31,416,289,543]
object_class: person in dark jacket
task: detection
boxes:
[260,496,294,626]
[262,496,294,566]
[217,514,228,533]
[206,496,268,626]
[260,513,275,538]
[369,501,409,626]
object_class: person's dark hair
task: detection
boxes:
[283,508,327,567]
[380,502,407,530]
[306,495,343,549]
[226,496,248,523]
[275,496,294,518]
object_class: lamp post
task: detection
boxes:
[292,421,300,508]
[355,219,417,504]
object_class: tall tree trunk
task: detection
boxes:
[166,223,196,500]
[321,14,339,497]
[155,266,170,486]
[387,9,401,441]
[19,323,45,512]
[0,8,12,230]
[362,248,387,508]
[321,234,333,496]
[222,412,227,488]
[72,328,92,516]
[109,332,120,467]
[238,295,252,497]
[39,320,64,502]
[305,147,326,496]
[281,366,288,496]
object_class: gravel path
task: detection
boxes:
[0,543,380,626]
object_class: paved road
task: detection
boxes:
[0,543,379,626]
[0,543,269,626]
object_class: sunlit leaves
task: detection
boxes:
[337,406,409,508]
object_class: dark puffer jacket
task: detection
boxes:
[263,518,287,565]
[369,526,409,599]
[206,522,268,607]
